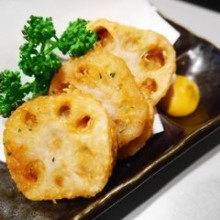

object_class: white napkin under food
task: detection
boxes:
[0,0,179,162]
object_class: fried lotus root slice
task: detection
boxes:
[117,104,155,160]
[87,18,176,105]
[3,91,117,201]
[49,47,150,148]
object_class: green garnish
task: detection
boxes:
[58,18,98,57]
[109,72,116,78]
[0,15,98,117]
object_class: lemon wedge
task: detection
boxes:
[159,75,200,117]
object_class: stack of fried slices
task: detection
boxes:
[3,19,176,201]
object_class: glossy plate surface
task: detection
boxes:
[1,19,220,220]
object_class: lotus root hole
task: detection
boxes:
[24,111,37,126]
[76,115,91,129]
[24,160,43,183]
[77,66,89,76]
[96,27,114,46]
[142,48,165,70]
[142,78,157,93]
[58,104,71,117]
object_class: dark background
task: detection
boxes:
[182,0,220,12]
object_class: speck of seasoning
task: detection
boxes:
[119,128,126,134]
[18,128,22,132]
[52,157,55,162]
[99,73,102,79]
[109,72,116,78]
[7,152,12,156]
[28,128,32,131]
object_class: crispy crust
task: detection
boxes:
[117,103,155,160]
[88,18,176,105]
[49,47,150,148]
[4,91,117,200]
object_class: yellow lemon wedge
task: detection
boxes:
[159,75,200,117]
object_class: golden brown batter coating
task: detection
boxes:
[88,18,176,105]
[50,47,151,148]
[4,91,117,201]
